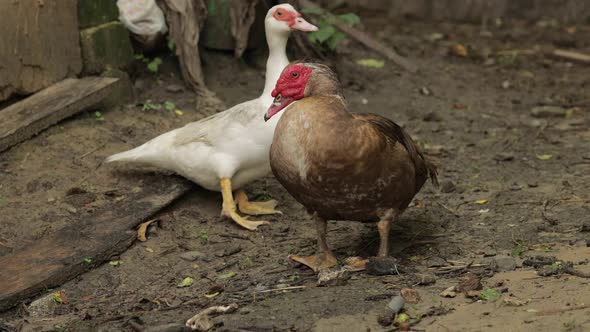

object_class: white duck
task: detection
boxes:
[106,4,317,231]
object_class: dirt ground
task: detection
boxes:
[1,10,590,332]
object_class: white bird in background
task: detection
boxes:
[106,4,318,231]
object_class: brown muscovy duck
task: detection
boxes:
[264,62,438,272]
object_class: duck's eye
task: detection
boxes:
[292,72,299,78]
[277,10,283,16]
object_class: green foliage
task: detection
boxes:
[94,111,105,121]
[511,243,526,257]
[480,288,500,301]
[164,101,176,111]
[200,229,208,244]
[301,7,361,50]
[135,54,162,73]
[142,100,162,111]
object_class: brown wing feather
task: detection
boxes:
[353,113,439,188]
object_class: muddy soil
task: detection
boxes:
[1,11,590,332]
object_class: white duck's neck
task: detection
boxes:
[260,28,290,105]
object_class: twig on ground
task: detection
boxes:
[551,49,590,64]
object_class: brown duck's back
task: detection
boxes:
[270,95,437,222]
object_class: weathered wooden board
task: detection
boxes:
[0,0,82,101]
[0,177,193,311]
[0,77,120,153]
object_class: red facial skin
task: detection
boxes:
[273,7,301,26]
[264,65,313,121]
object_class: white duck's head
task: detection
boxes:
[264,4,318,36]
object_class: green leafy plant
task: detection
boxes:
[300,7,360,50]
[142,99,162,111]
[480,288,500,301]
[164,101,176,111]
[200,229,209,244]
[134,54,163,73]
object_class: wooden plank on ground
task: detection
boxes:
[0,77,120,153]
[0,177,193,311]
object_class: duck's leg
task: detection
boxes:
[235,190,282,216]
[220,178,271,231]
[343,209,397,272]
[289,215,337,272]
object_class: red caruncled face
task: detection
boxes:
[272,7,300,25]
[264,65,313,122]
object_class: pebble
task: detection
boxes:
[426,256,447,268]
[440,180,456,193]
[387,296,405,313]
[491,256,517,272]
[179,251,208,262]
[414,273,436,285]
[501,80,511,89]
[317,267,350,286]
[366,257,402,276]
[401,288,421,304]
[440,286,457,298]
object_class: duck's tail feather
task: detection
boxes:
[425,160,439,188]
[105,144,153,164]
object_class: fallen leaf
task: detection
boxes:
[451,44,468,57]
[218,272,237,280]
[475,199,489,204]
[137,219,158,242]
[394,313,410,325]
[204,292,220,298]
[401,288,421,304]
[356,59,385,68]
[174,110,184,116]
[83,258,92,263]
[536,154,553,160]
[177,277,194,288]
[109,260,122,267]
[480,288,500,301]
[52,290,68,304]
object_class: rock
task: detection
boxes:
[366,257,402,276]
[28,292,66,318]
[215,245,242,257]
[501,80,511,89]
[491,256,517,272]
[179,251,208,262]
[530,106,566,118]
[423,111,442,122]
[483,248,497,257]
[522,255,556,268]
[440,286,457,298]
[387,296,405,313]
[377,311,395,327]
[413,273,436,285]
[401,288,421,304]
[457,273,482,292]
[317,267,350,286]
[440,180,456,193]
[80,22,134,74]
[426,256,446,268]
